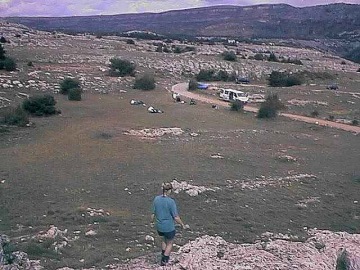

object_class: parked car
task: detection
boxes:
[326,84,339,90]
[235,77,250,84]
[219,88,249,103]
[197,83,209,89]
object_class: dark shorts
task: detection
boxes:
[157,230,176,240]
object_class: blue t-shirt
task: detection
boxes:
[152,195,178,233]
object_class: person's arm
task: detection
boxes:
[151,213,155,223]
[174,215,186,229]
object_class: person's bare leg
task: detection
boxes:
[164,239,174,256]
[161,240,166,252]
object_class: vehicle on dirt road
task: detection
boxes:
[219,88,249,103]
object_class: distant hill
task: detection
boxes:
[4,3,360,41]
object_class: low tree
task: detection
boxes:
[126,39,135,45]
[0,36,7,43]
[230,100,244,112]
[188,78,198,91]
[268,53,279,62]
[60,78,80,95]
[0,44,5,60]
[22,94,59,116]
[253,53,265,60]
[215,70,229,81]
[109,58,136,77]
[0,106,29,127]
[268,71,303,87]
[222,51,237,61]
[3,58,17,71]
[133,73,156,90]
[68,88,82,101]
[257,93,285,119]
[196,69,215,81]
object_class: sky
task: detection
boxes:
[0,0,359,17]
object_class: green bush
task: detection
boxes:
[0,44,5,60]
[230,100,244,111]
[109,58,135,77]
[222,51,237,61]
[22,94,58,116]
[27,61,33,67]
[133,73,156,90]
[0,106,29,127]
[351,119,358,126]
[257,93,285,119]
[215,70,229,81]
[188,78,198,91]
[268,53,278,62]
[344,47,360,64]
[268,71,303,87]
[196,69,215,81]
[68,88,82,101]
[253,53,265,60]
[311,110,319,117]
[60,78,80,95]
[1,237,16,264]
[173,47,182,53]
[3,57,16,71]
[126,39,135,45]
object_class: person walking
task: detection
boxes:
[151,182,187,266]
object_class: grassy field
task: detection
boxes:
[0,32,359,269]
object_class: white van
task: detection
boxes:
[219,88,249,103]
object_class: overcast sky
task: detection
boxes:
[0,0,359,17]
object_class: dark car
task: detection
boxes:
[236,77,250,84]
[326,84,339,90]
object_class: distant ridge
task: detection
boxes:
[4,3,360,40]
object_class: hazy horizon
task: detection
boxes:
[0,0,359,17]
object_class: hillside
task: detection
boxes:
[4,3,360,41]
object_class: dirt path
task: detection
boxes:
[172,82,360,134]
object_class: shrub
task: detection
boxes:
[344,46,360,64]
[188,78,198,91]
[311,110,319,117]
[173,47,182,53]
[222,51,237,61]
[22,94,58,116]
[109,58,136,77]
[68,88,82,101]
[268,71,303,87]
[3,57,16,71]
[0,36,7,43]
[328,115,335,121]
[253,53,265,60]
[0,44,5,60]
[0,106,29,127]
[230,100,244,111]
[357,68,360,72]
[27,61,33,67]
[196,69,215,81]
[133,73,156,90]
[351,119,358,126]
[215,70,229,81]
[126,39,135,45]
[60,78,80,95]
[155,45,163,52]
[268,53,278,62]
[1,237,16,264]
[257,93,285,119]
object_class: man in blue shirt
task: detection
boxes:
[151,182,187,266]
